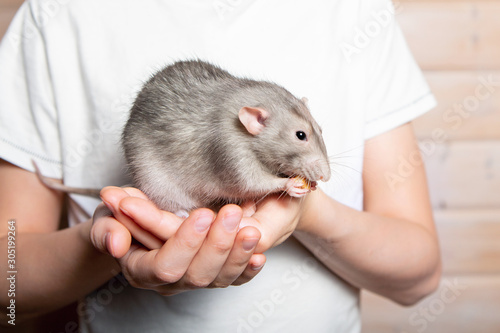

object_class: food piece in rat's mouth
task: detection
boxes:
[294,176,312,190]
[279,174,314,190]
[284,176,318,198]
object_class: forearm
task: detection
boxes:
[0,220,120,321]
[294,189,441,305]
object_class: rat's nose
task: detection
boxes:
[307,158,331,182]
[320,164,331,182]
[318,158,331,182]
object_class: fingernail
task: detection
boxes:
[195,213,213,233]
[242,237,259,251]
[222,212,241,232]
[103,200,115,214]
[119,206,130,217]
[105,232,116,257]
[251,262,265,271]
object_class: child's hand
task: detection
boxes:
[239,191,315,254]
[90,186,265,295]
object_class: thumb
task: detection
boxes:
[91,203,132,258]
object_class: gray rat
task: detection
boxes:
[34,60,331,214]
[122,60,330,213]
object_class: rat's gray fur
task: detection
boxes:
[123,60,330,212]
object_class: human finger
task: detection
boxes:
[121,186,151,200]
[231,253,266,286]
[100,186,163,250]
[209,225,261,287]
[239,195,301,253]
[184,205,243,287]
[91,203,132,258]
[124,208,215,286]
[119,196,183,244]
[240,200,257,217]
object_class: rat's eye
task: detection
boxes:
[296,131,307,141]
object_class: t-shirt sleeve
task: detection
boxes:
[0,3,62,178]
[362,0,436,140]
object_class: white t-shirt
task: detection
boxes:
[0,0,435,332]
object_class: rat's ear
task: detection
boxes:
[301,97,309,105]
[238,106,269,136]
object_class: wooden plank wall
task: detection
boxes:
[361,1,500,332]
[1,1,499,332]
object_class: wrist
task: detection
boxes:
[295,189,350,243]
[296,189,329,233]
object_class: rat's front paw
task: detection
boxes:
[175,210,190,218]
[284,177,315,198]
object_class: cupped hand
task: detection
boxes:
[90,186,266,295]
[239,191,315,253]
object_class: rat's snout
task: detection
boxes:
[318,159,331,182]
[304,158,331,183]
